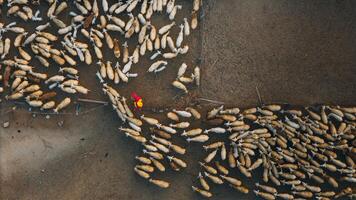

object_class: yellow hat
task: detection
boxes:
[137,99,143,108]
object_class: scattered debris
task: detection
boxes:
[57,121,64,127]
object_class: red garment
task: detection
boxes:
[131,92,142,101]
[131,92,143,110]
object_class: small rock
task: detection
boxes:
[3,121,10,128]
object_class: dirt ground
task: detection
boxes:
[1,1,356,200]
[201,0,356,107]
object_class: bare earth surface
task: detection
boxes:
[1,1,356,200]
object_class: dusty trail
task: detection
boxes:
[1,1,356,200]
